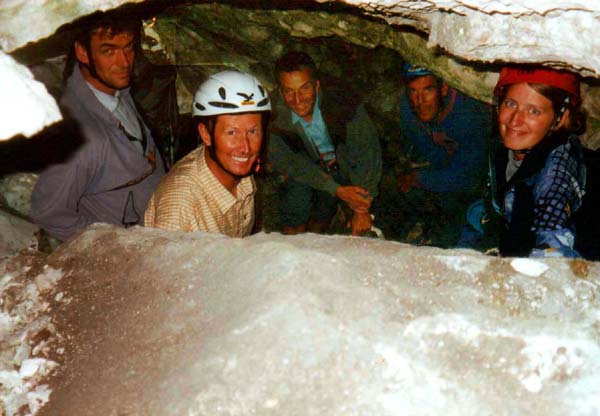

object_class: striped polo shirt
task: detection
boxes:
[144,146,256,237]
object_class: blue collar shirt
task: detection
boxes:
[292,94,336,161]
[87,82,143,150]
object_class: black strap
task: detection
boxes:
[108,148,157,192]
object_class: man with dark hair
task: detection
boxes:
[31,11,165,241]
[269,51,382,236]
[144,70,271,237]
[379,64,492,246]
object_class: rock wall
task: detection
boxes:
[2,0,600,140]
[0,53,60,140]
[342,0,600,77]
[143,2,600,148]
[0,0,144,53]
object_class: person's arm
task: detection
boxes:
[30,137,103,241]
[338,104,382,199]
[268,132,340,195]
[530,143,586,258]
[335,104,381,234]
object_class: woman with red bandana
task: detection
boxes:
[484,66,587,257]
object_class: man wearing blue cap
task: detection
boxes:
[378,64,493,247]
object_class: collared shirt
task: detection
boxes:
[505,150,523,181]
[144,145,256,237]
[87,82,143,144]
[292,94,335,161]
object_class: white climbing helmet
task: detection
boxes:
[192,70,271,117]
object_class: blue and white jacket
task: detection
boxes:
[489,133,586,258]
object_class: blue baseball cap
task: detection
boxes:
[401,63,432,78]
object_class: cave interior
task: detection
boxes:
[3,0,597,245]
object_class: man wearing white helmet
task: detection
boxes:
[144,70,271,237]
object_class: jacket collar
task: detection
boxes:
[505,132,567,186]
[66,64,121,128]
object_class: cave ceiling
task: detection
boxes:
[2,0,600,145]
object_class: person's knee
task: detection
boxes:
[282,224,306,235]
[279,181,312,231]
[307,219,329,234]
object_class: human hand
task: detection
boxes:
[431,131,459,156]
[397,170,419,193]
[351,211,372,236]
[336,186,372,212]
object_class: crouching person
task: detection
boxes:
[144,71,271,237]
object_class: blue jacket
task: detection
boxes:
[400,88,493,193]
[490,134,586,257]
[31,65,165,241]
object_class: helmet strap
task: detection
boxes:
[80,58,123,93]
[551,96,570,131]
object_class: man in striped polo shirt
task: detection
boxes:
[144,71,271,237]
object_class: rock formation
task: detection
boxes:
[2,0,600,141]
[1,225,598,415]
[1,4,600,413]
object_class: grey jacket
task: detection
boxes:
[31,65,165,241]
